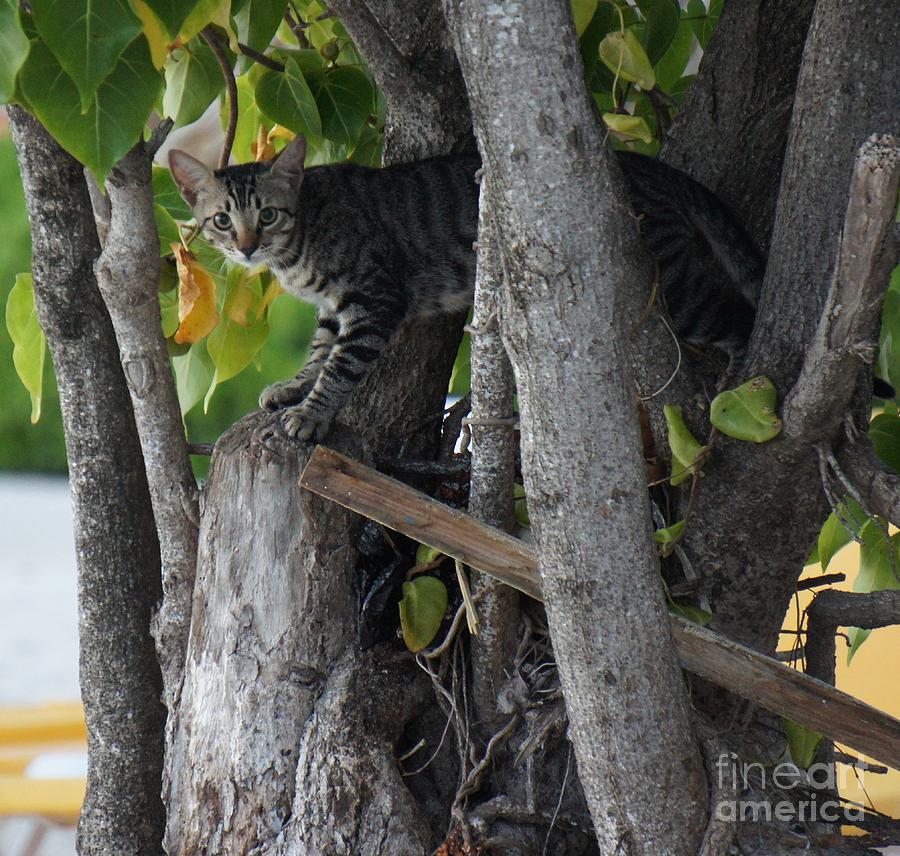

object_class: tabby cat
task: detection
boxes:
[169,135,764,442]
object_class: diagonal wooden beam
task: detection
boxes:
[300,445,900,770]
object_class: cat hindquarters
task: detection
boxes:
[267,291,406,443]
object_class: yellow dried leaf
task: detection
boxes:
[259,278,283,314]
[268,124,295,142]
[172,243,219,344]
[252,125,276,162]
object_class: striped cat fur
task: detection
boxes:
[169,135,765,442]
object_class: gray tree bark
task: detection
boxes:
[90,140,200,713]
[660,0,900,653]
[9,107,166,856]
[443,1,707,853]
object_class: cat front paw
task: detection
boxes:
[259,376,316,412]
[280,402,333,444]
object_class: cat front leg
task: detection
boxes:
[259,312,339,411]
[280,290,406,442]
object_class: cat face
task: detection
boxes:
[168,136,307,268]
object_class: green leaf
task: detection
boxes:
[685,0,721,49]
[634,0,679,64]
[159,281,179,336]
[203,272,270,410]
[399,576,448,652]
[710,376,782,443]
[5,273,46,423]
[233,0,285,71]
[255,57,322,137]
[572,0,598,36]
[449,331,471,396]
[847,526,900,662]
[663,404,708,485]
[654,519,686,545]
[603,112,654,144]
[30,0,142,113]
[307,65,374,147]
[350,122,383,167]
[579,3,618,82]
[177,0,224,43]
[20,37,161,181]
[154,203,180,255]
[415,543,444,566]
[0,0,30,103]
[152,165,192,220]
[172,341,214,415]
[870,412,900,475]
[130,0,197,39]
[228,73,265,163]
[599,29,656,90]
[163,41,224,128]
[878,270,900,389]
[784,719,822,769]
[654,19,693,92]
[815,510,853,572]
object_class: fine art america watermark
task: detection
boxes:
[714,753,866,824]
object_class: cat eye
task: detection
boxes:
[212,212,232,230]
[259,207,278,226]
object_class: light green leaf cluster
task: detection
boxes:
[576,0,698,153]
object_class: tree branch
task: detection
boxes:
[91,140,199,714]
[467,175,520,732]
[328,0,470,158]
[839,436,900,527]
[806,589,900,686]
[201,26,238,168]
[784,135,900,443]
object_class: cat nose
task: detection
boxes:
[238,241,258,259]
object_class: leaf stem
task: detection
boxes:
[201,26,238,169]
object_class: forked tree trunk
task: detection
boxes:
[163,422,436,853]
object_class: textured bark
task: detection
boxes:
[164,420,435,854]
[91,143,200,710]
[662,0,816,250]
[443,2,707,853]
[662,0,900,652]
[467,180,520,731]
[9,107,166,855]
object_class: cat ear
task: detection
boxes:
[168,149,213,207]
[270,135,307,182]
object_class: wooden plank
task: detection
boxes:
[301,445,540,600]
[300,445,900,771]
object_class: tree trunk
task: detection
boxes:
[9,107,166,856]
[443,1,707,852]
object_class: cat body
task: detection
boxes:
[169,136,764,441]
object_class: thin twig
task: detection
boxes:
[236,42,285,71]
[797,573,846,591]
[201,27,238,168]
